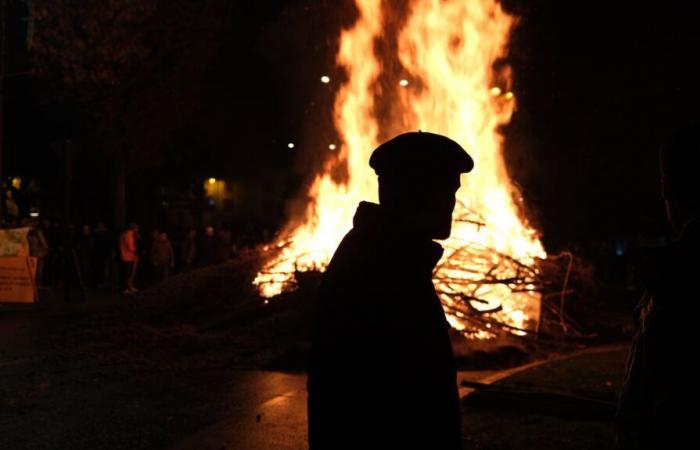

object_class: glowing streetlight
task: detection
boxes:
[399,79,409,87]
[288,142,295,149]
[328,144,337,150]
[320,75,330,84]
[504,91,515,100]
[208,178,216,185]
[489,86,502,96]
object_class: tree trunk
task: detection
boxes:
[0,0,6,222]
[115,147,126,230]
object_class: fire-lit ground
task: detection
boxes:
[1,263,631,450]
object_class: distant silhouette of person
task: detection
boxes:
[26,219,49,288]
[120,223,139,294]
[76,224,93,287]
[307,132,473,449]
[182,228,197,271]
[151,231,175,281]
[92,222,111,289]
[618,125,700,449]
[198,226,217,267]
[216,228,233,263]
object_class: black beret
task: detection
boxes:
[369,131,474,177]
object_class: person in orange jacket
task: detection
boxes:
[119,223,139,294]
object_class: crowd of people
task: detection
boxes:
[19,220,238,295]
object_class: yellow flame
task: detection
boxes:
[254,0,546,338]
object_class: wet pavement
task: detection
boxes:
[0,299,518,449]
[173,371,308,450]
[1,291,625,449]
[173,370,498,450]
[172,348,627,450]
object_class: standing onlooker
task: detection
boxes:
[216,228,232,263]
[147,229,160,285]
[39,219,53,286]
[181,228,197,271]
[151,231,175,282]
[47,220,62,287]
[92,222,111,289]
[76,224,94,287]
[119,223,139,294]
[198,226,217,267]
[26,219,49,288]
[618,125,700,449]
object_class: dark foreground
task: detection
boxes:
[1,264,629,450]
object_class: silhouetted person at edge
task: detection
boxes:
[618,125,700,449]
[307,132,473,449]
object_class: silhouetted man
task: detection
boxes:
[618,125,700,449]
[307,132,473,449]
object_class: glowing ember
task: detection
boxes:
[254,0,546,338]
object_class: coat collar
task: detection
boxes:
[352,201,444,270]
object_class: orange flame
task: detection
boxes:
[254,0,546,338]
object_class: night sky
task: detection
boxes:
[4,0,700,248]
[502,0,700,248]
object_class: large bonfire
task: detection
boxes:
[254,0,547,339]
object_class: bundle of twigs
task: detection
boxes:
[255,205,596,341]
[433,205,595,340]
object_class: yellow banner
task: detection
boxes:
[0,227,30,257]
[0,256,37,303]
